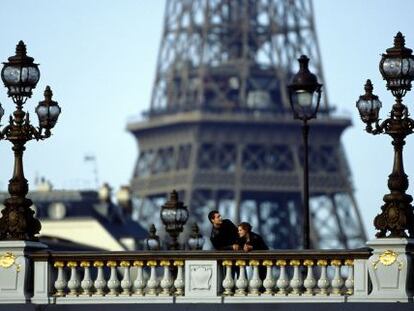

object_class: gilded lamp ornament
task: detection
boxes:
[0,41,61,240]
[356,32,414,238]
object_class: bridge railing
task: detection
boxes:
[29,249,371,304]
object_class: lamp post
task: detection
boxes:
[187,223,205,250]
[0,41,61,241]
[288,55,322,249]
[160,190,189,250]
[145,224,161,250]
[356,32,414,238]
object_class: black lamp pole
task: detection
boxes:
[0,41,61,241]
[356,32,414,238]
[302,119,310,249]
[288,55,322,249]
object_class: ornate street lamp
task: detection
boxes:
[160,190,189,250]
[288,55,322,249]
[145,224,161,250]
[0,41,61,240]
[187,223,205,250]
[356,32,414,238]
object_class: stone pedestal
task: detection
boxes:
[366,238,413,302]
[0,241,47,304]
[177,260,221,303]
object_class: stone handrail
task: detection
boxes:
[29,248,371,304]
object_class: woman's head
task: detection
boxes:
[238,222,252,238]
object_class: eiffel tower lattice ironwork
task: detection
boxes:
[127,0,366,249]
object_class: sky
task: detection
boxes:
[0,0,414,240]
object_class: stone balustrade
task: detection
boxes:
[27,249,371,304]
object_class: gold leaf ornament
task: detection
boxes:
[0,252,21,272]
[379,250,397,266]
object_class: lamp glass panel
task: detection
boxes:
[36,105,49,120]
[2,66,21,84]
[161,208,176,223]
[28,67,40,83]
[296,90,313,107]
[382,58,402,77]
[356,99,371,114]
[49,105,61,119]
[146,238,160,250]
[176,208,188,222]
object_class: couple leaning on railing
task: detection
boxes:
[208,210,268,252]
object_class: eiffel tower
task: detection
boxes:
[127,0,366,249]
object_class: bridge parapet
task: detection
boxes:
[1,240,413,306]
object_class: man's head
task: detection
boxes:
[208,210,223,227]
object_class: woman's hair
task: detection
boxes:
[238,222,252,233]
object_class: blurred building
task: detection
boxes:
[0,180,147,251]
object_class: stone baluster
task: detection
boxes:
[160,260,173,296]
[317,260,329,296]
[262,260,275,295]
[93,261,106,296]
[53,261,67,297]
[275,260,288,295]
[235,260,248,296]
[289,260,302,295]
[344,259,354,295]
[248,260,262,296]
[146,260,159,296]
[331,259,344,295]
[67,261,80,296]
[173,261,185,296]
[120,261,132,296]
[222,260,234,296]
[107,261,120,296]
[80,261,93,296]
[133,261,146,296]
[303,260,316,295]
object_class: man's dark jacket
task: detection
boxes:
[210,219,238,250]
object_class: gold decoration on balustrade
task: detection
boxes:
[262,260,273,266]
[54,261,65,268]
[173,260,184,266]
[249,260,260,266]
[235,260,246,266]
[80,261,90,268]
[120,261,130,268]
[344,259,354,266]
[379,250,397,266]
[317,259,327,266]
[133,260,144,267]
[303,259,314,266]
[222,260,233,266]
[93,261,104,268]
[160,260,170,266]
[106,261,117,268]
[67,261,78,268]
[330,259,342,266]
[147,260,157,267]
[289,259,300,266]
[275,259,287,266]
[372,250,403,271]
[0,252,21,272]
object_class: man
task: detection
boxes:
[208,210,238,250]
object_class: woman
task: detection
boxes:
[233,222,268,283]
[233,222,268,252]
